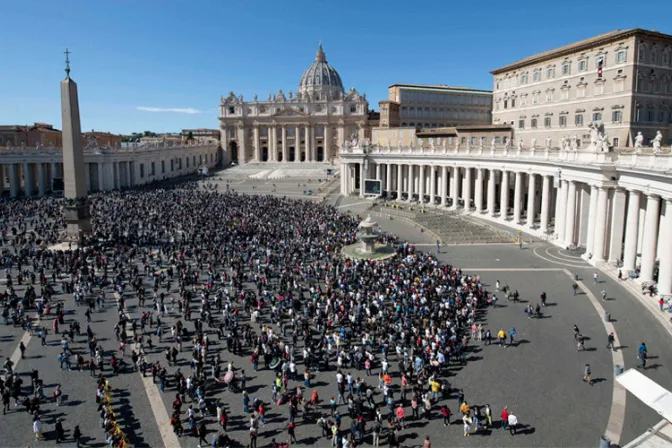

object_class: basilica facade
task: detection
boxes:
[219,44,369,165]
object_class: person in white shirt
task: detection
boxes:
[507,413,518,435]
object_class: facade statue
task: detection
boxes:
[268,93,272,101]
[570,135,578,151]
[517,138,524,151]
[239,94,243,101]
[36,142,41,150]
[442,139,447,151]
[478,138,484,151]
[21,142,26,151]
[253,94,258,102]
[597,132,610,152]
[634,132,644,153]
[530,137,537,150]
[49,142,55,150]
[455,140,460,151]
[653,130,663,153]
[6,141,11,150]
[503,138,510,151]
[491,137,496,152]
[289,91,293,100]
[588,123,599,148]
[559,136,567,150]
[350,133,358,147]
[430,140,435,151]
[545,136,551,149]
[397,140,402,151]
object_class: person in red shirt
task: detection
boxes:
[500,406,509,430]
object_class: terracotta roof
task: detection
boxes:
[491,28,672,74]
[389,83,492,94]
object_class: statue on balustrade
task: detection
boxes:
[36,142,41,151]
[530,137,537,150]
[597,132,610,152]
[6,141,11,151]
[570,135,578,151]
[455,139,460,151]
[503,139,510,151]
[397,140,402,151]
[430,140,435,151]
[442,139,447,151]
[652,130,663,153]
[490,137,496,152]
[559,136,567,151]
[517,138,524,151]
[545,136,551,150]
[350,133,358,147]
[478,138,484,151]
[634,132,644,153]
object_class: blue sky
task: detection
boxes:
[1,0,670,135]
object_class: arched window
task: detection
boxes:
[417,107,423,117]
[409,107,415,117]
[401,122,408,127]
[401,106,407,117]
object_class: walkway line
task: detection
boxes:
[460,268,565,271]
[544,247,589,265]
[566,269,626,446]
[532,246,590,268]
[337,201,370,209]
[10,332,31,367]
[558,248,583,259]
[114,293,181,448]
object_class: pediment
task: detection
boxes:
[272,107,309,117]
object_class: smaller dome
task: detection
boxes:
[298,44,344,96]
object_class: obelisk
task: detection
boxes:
[61,49,91,240]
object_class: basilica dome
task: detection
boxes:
[298,44,344,97]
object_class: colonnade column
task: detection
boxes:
[418,165,425,204]
[555,181,568,241]
[474,168,484,213]
[513,171,522,223]
[563,181,577,247]
[8,164,19,198]
[37,163,46,197]
[441,166,448,207]
[500,170,509,219]
[114,162,121,189]
[526,173,536,228]
[584,185,599,256]
[640,195,661,282]
[22,163,33,197]
[487,169,496,216]
[451,167,459,210]
[98,163,105,191]
[657,198,672,296]
[386,163,392,196]
[464,167,472,211]
[540,175,551,233]
[430,166,436,205]
[592,187,610,261]
[324,126,330,162]
[622,190,641,273]
[608,188,627,264]
[397,164,403,200]
[407,164,414,202]
[359,163,365,198]
[126,161,132,187]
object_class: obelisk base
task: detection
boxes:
[64,204,92,241]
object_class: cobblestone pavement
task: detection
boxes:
[0,177,670,448]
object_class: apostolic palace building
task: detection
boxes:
[218,44,369,164]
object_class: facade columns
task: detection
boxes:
[592,187,610,261]
[254,126,260,162]
[584,185,599,256]
[608,188,627,264]
[441,166,448,207]
[430,166,436,205]
[98,163,105,191]
[37,163,46,197]
[513,171,522,223]
[114,162,121,189]
[500,170,510,219]
[282,126,288,163]
[623,190,641,273]
[324,126,331,162]
[125,161,132,187]
[22,163,33,197]
[563,181,577,247]
[657,198,672,296]
[487,169,496,216]
[540,175,551,232]
[526,173,536,228]
[50,162,58,180]
[295,126,301,162]
[475,168,484,213]
[386,163,393,196]
[418,165,425,204]
[640,195,661,282]
[451,167,459,210]
[464,167,472,211]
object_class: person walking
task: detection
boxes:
[507,412,518,435]
[601,290,607,302]
[497,329,506,347]
[638,342,648,369]
[508,328,516,347]
[73,425,82,447]
[606,332,616,351]
[197,421,208,448]
[53,385,63,405]
[55,418,66,443]
[33,414,43,441]
[423,435,432,448]
[500,406,509,430]
[572,282,578,296]
[593,272,599,284]
[583,364,593,385]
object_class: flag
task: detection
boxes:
[597,59,603,78]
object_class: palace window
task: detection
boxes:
[659,111,666,122]
[229,129,235,138]
[575,114,584,126]
[533,69,541,82]
[639,45,646,62]
[612,110,622,122]
[592,112,602,122]
[511,97,516,107]
[559,116,567,127]
[577,86,586,98]
[651,50,657,64]
[545,91,553,102]
[317,127,324,137]
[228,107,235,114]
[544,117,551,128]
[518,119,525,129]
[561,88,569,100]
[616,50,626,63]
[664,51,670,65]
[532,92,539,104]
[531,118,538,128]
[547,67,555,79]
[579,59,588,71]
[614,78,625,93]
[648,110,655,122]
[594,83,604,96]
[259,106,266,113]
[595,54,606,69]
[562,62,571,75]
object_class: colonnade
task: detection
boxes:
[341,160,672,297]
[0,148,218,198]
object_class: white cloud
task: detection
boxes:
[137,106,201,114]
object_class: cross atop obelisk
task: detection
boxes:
[60,48,91,241]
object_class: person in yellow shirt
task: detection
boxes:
[497,329,506,346]
[429,380,441,401]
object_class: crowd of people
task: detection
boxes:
[0,181,527,447]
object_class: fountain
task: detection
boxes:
[342,215,395,261]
